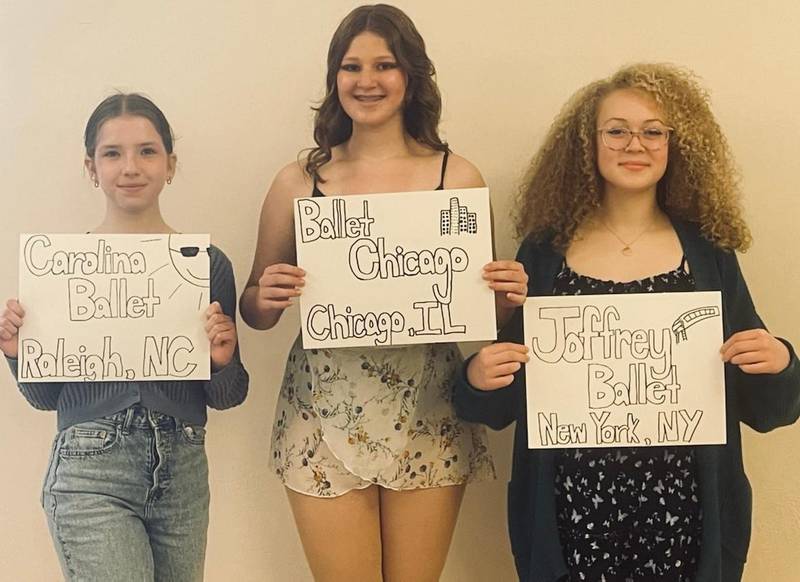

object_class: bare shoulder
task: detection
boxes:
[443,153,486,189]
[268,159,314,202]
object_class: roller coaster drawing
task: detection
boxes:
[671,306,721,343]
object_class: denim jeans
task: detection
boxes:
[41,406,210,581]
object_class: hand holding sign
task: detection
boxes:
[18,233,211,382]
[721,328,790,374]
[483,260,528,328]
[205,301,237,371]
[467,342,530,391]
[256,263,305,310]
[293,189,497,348]
[0,298,24,358]
[524,292,726,449]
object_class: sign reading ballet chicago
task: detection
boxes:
[524,292,726,449]
[294,188,496,348]
[17,234,211,382]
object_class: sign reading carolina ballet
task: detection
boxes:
[294,188,496,348]
[524,291,726,449]
[17,234,211,382]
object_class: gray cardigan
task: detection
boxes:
[7,245,249,430]
[454,220,800,582]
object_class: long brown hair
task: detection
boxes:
[514,63,751,251]
[305,4,448,182]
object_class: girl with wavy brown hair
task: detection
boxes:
[240,5,524,580]
[455,63,800,581]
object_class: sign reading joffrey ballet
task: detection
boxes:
[524,291,726,448]
[17,233,211,382]
[294,188,496,348]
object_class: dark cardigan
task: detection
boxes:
[454,220,800,582]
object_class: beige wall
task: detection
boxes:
[1,1,798,580]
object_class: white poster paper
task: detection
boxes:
[524,291,726,449]
[294,188,497,348]
[17,233,211,382]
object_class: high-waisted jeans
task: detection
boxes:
[41,406,210,581]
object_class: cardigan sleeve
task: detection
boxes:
[720,249,800,432]
[5,355,63,410]
[453,311,527,430]
[204,246,249,410]
[453,239,538,430]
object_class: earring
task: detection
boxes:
[92,176,99,188]
[167,177,172,185]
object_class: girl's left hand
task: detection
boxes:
[205,301,237,370]
[483,260,528,309]
[720,328,791,374]
[484,260,528,329]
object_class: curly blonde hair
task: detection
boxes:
[514,63,751,251]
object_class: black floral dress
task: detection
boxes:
[553,259,702,582]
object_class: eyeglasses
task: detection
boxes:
[597,126,673,151]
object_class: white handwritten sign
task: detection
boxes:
[17,234,211,382]
[294,188,496,348]
[524,291,725,448]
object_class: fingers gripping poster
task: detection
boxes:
[294,188,497,349]
[524,291,726,449]
[17,234,211,382]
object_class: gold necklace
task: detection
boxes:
[598,216,657,256]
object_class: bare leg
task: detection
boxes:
[286,485,383,582]
[379,484,466,582]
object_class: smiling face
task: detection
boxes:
[85,115,176,215]
[336,31,407,129]
[168,234,210,288]
[596,88,670,198]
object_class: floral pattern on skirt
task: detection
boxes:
[270,337,495,497]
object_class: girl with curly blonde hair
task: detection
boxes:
[455,63,800,581]
[516,63,751,252]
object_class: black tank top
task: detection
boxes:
[311,150,450,197]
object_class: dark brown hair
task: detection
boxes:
[305,4,448,181]
[84,93,174,157]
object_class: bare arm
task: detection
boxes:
[446,155,528,329]
[239,161,310,331]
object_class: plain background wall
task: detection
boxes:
[1,1,798,580]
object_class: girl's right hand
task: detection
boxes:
[256,264,306,311]
[467,342,529,390]
[0,298,24,358]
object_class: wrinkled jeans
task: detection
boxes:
[41,406,210,581]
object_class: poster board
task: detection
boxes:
[17,233,211,382]
[524,291,726,448]
[294,188,497,348]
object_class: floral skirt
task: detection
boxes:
[269,337,495,497]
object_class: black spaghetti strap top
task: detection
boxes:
[311,150,450,197]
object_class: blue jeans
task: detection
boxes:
[41,406,210,581]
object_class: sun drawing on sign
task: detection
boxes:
[142,234,210,311]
